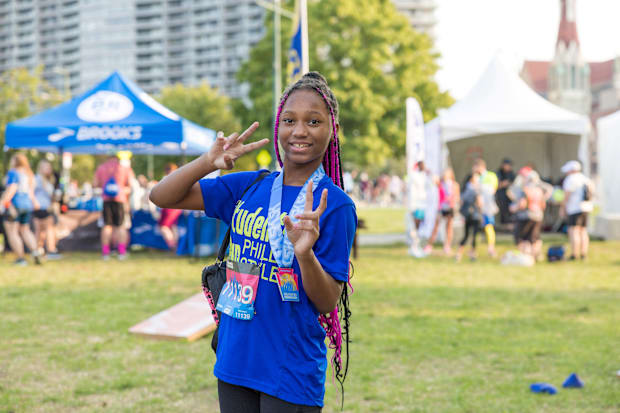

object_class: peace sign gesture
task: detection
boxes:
[207,122,269,170]
[283,181,328,257]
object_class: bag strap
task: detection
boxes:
[216,170,270,262]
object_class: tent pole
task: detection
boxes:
[147,154,154,180]
[1,146,8,176]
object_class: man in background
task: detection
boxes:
[561,160,593,260]
[473,159,499,258]
[94,153,135,261]
[408,160,430,257]
[496,158,516,228]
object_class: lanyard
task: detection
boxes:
[267,165,325,268]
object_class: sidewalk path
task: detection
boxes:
[358,233,407,246]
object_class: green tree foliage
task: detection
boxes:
[0,67,66,174]
[237,0,453,167]
[130,82,252,179]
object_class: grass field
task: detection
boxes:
[1,232,619,412]
[356,207,407,234]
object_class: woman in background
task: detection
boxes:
[157,163,184,251]
[456,172,482,262]
[0,154,41,265]
[427,168,461,256]
[33,159,61,259]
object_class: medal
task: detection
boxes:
[267,165,325,302]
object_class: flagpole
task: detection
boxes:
[300,0,309,74]
[273,0,282,169]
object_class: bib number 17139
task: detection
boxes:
[216,261,260,321]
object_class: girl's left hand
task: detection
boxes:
[283,181,328,257]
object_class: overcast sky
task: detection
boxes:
[434,0,620,99]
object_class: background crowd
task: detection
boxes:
[0,152,183,265]
[1,151,594,267]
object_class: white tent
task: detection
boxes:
[431,55,591,182]
[594,110,620,239]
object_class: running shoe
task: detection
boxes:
[32,251,43,265]
[13,258,28,266]
[46,251,62,260]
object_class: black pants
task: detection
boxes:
[218,380,322,413]
[460,218,480,248]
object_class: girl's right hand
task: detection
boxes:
[206,122,269,170]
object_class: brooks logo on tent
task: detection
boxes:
[48,127,76,142]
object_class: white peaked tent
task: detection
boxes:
[595,110,620,239]
[431,55,590,182]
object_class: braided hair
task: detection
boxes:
[274,71,352,404]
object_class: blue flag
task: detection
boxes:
[287,0,306,83]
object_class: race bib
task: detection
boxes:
[276,268,300,302]
[216,260,260,321]
[103,176,119,197]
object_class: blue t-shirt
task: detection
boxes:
[199,170,356,407]
[6,169,33,212]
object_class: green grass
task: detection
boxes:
[357,207,407,234]
[1,240,619,412]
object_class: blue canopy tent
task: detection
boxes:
[5,71,222,256]
[5,71,215,155]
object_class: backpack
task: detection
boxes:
[201,171,270,353]
[547,245,565,262]
[103,176,120,197]
[582,181,592,202]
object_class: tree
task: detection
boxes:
[237,0,453,168]
[129,82,251,179]
[0,67,65,174]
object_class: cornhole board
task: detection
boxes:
[129,292,216,342]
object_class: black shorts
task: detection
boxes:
[103,201,124,226]
[568,212,588,227]
[33,210,51,219]
[218,380,321,413]
[519,220,542,243]
[441,208,454,218]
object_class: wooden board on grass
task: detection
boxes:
[129,292,216,342]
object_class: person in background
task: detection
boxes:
[514,170,553,261]
[157,163,184,251]
[473,159,499,258]
[389,174,404,204]
[560,160,593,260]
[496,158,516,227]
[426,168,460,256]
[0,154,42,265]
[408,160,429,257]
[33,160,61,260]
[456,172,482,262]
[93,153,135,261]
[343,170,354,196]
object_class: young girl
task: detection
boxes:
[0,154,41,265]
[150,72,356,412]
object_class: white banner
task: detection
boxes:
[406,97,425,176]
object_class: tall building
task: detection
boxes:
[391,0,437,41]
[521,0,620,171]
[0,0,265,97]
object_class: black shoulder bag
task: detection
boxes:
[201,170,269,353]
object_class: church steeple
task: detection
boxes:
[557,0,579,47]
[548,0,590,114]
